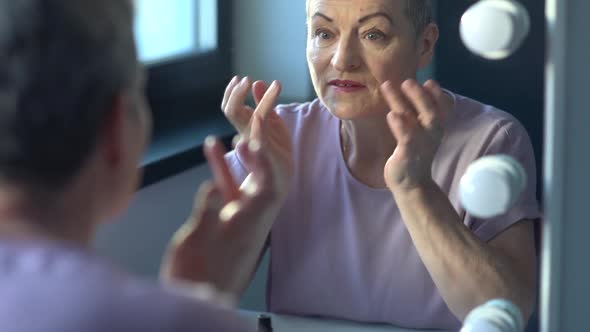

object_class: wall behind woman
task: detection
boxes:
[434,0,545,198]
[232,0,312,102]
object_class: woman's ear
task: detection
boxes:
[99,93,129,168]
[418,23,439,69]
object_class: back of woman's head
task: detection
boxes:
[0,0,137,191]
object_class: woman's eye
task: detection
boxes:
[315,29,333,40]
[365,31,385,41]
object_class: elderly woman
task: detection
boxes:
[208,0,540,330]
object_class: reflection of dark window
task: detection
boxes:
[136,0,233,138]
[136,0,234,186]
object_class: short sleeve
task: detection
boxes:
[467,121,542,242]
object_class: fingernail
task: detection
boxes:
[219,201,240,223]
[241,180,259,196]
[204,136,216,148]
[192,283,216,301]
[269,80,278,91]
[241,76,249,86]
[232,135,241,148]
[403,79,416,89]
[248,139,261,153]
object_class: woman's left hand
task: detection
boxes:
[380,79,450,193]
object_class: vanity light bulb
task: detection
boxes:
[460,0,530,60]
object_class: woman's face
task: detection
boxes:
[306,0,434,120]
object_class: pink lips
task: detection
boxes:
[328,80,366,93]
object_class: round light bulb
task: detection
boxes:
[461,299,524,332]
[459,155,526,218]
[460,0,530,60]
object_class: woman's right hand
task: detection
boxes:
[221,76,293,201]
[161,137,284,296]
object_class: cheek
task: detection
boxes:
[366,48,418,86]
[307,46,324,73]
[368,59,399,85]
[307,46,332,89]
[307,37,336,67]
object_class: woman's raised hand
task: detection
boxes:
[221,76,293,199]
[161,137,282,295]
[380,79,451,193]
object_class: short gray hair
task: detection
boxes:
[405,0,435,36]
[0,0,137,189]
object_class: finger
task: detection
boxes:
[190,181,224,228]
[423,79,450,125]
[255,80,282,119]
[225,77,254,133]
[172,182,223,255]
[220,142,276,225]
[249,112,266,143]
[401,79,439,130]
[401,79,437,115]
[386,111,414,145]
[252,80,269,105]
[423,79,445,104]
[204,136,241,202]
[231,134,242,149]
[235,139,255,174]
[221,75,240,111]
[380,81,415,116]
[235,138,274,198]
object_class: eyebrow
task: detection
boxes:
[359,12,393,24]
[311,11,393,25]
[312,12,333,22]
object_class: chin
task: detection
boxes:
[322,99,382,120]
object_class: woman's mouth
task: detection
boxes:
[328,80,367,93]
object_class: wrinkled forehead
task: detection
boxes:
[306,0,404,18]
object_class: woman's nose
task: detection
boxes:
[331,37,361,71]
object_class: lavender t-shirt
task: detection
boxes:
[0,239,254,332]
[226,93,540,330]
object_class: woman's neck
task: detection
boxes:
[339,91,456,188]
[340,114,397,189]
[0,188,95,248]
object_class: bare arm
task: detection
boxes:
[381,79,537,321]
[393,181,537,321]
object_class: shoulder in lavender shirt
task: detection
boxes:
[0,240,254,332]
